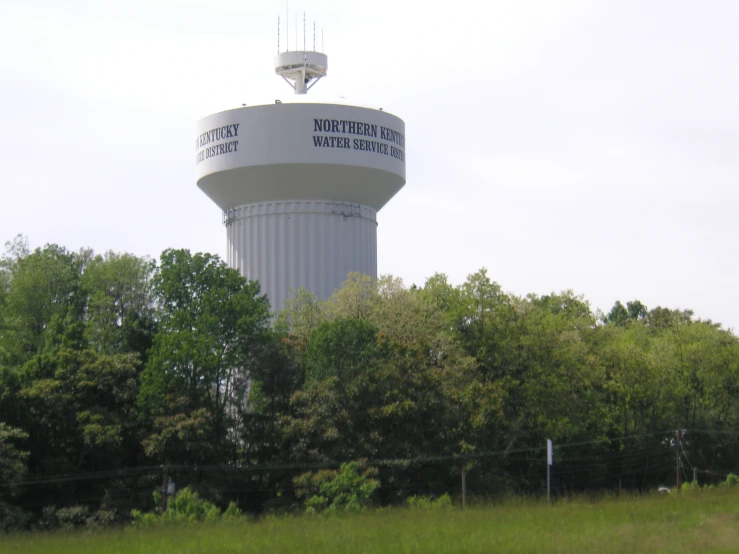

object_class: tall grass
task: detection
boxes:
[3,489,739,553]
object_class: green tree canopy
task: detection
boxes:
[138,249,272,464]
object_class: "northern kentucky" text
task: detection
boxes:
[313,118,405,161]
[195,124,240,165]
[196,124,240,149]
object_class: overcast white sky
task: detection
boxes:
[1,0,738,330]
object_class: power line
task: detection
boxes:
[0,466,161,489]
[3,429,732,491]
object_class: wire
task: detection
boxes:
[696,468,732,479]
[0,466,162,489]
[1,429,731,491]
[680,458,689,483]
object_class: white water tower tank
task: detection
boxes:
[195,32,406,312]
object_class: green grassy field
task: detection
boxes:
[4,490,739,553]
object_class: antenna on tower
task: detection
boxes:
[277,16,280,53]
[286,0,289,50]
[313,21,315,51]
[303,11,306,53]
[322,29,324,52]
[295,13,297,52]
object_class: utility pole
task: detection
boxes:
[693,467,698,485]
[675,430,682,492]
[547,439,553,505]
[461,470,467,510]
[161,464,169,512]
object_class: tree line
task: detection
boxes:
[1,235,739,529]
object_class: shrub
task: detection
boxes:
[40,505,90,531]
[0,503,30,532]
[130,509,161,527]
[223,501,242,519]
[131,487,239,526]
[723,473,739,487]
[680,482,699,494]
[407,493,453,510]
[85,509,117,530]
[295,462,379,514]
[165,487,220,522]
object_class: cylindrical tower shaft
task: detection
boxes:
[225,200,377,310]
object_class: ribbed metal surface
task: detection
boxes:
[226,200,377,312]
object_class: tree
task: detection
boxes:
[418,273,462,322]
[325,273,377,321]
[0,423,28,495]
[0,423,29,531]
[497,293,604,449]
[606,300,648,326]
[142,407,213,465]
[274,287,325,355]
[451,269,514,380]
[81,251,156,358]
[284,275,477,500]
[606,301,630,326]
[138,249,272,464]
[0,242,85,367]
[19,349,141,474]
[304,318,383,384]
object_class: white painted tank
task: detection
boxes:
[195,48,406,312]
[196,100,406,211]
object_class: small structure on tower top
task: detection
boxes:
[275,13,327,94]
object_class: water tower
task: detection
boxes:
[195,20,406,312]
